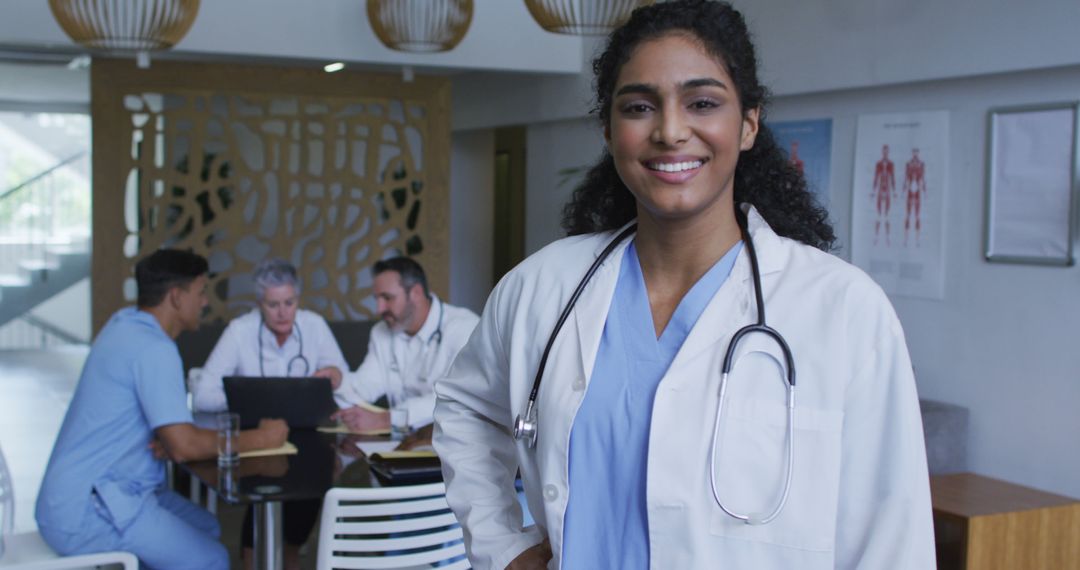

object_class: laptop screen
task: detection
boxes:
[223,376,337,429]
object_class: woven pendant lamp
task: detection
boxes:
[48,0,200,53]
[367,0,474,53]
[525,0,653,35]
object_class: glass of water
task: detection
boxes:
[216,412,240,467]
[387,393,410,440]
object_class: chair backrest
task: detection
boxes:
[0,443,13,558]
[317,482,470,570]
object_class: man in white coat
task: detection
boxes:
[334,257,479,448]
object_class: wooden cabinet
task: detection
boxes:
[931,473,1080,569]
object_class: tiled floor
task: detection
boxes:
[0,346,87,534]
[0,347,317,569]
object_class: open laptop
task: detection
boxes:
[223,376,337,429]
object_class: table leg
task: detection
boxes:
[189,477,201,504]
[253,501,283,570]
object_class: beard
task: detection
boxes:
[383,300,416,333]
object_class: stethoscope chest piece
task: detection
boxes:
[514,400,538,448]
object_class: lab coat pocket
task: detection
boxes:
[708,396,843,552]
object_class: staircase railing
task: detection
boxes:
[0,314,85,348]
[0,151,90,279]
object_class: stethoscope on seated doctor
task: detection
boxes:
[257,315,310,377]
[513,207,796,526]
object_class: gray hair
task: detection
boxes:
[253,257,300,300]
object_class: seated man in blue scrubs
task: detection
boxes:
[35,249,289,569]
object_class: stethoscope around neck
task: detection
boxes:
[258,314,309,377]
[512,207,797,526]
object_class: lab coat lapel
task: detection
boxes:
[571,231,632,384]
[665,207,789,384]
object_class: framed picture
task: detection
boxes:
[984,102,1079,265]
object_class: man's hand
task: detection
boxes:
[148,438,167,460]
[331,405,390,433]
[313,366,344,390]
[395,423,433,451]
[252,418,289,449]
[507,539,552,570]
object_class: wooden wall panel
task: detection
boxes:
[91,59,450,333]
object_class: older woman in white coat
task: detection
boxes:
[433,2,935,569]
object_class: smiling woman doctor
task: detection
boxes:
[433,2,935,569]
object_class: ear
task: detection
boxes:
[603,123,611,146]
[167,285,183,310]
[740,107,760,151]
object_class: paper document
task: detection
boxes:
[372,450,437,459]
[317,424,391,436]
[354,440,400,456]
[239,441,298,458]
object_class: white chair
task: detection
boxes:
[0,444,137,570]
[317,482,470,570]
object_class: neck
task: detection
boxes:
[634,198,743,338]
[264,323,292,347]
[634,200,742,286]
[140,305,182,339]
[406,296,433,337]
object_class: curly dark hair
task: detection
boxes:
[561,0,835,250]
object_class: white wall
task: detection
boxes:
[0,1,584,74]
[766,64,1080,499]
[735,0,1080,96]
[449,129,495,314]
[524,118,605,254]
[28,278,90,342]
[453,0,1080,130]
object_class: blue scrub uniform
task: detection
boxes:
[561,241,741,569]
[35,308,228,570]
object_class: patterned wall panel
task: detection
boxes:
[91,59,450,332]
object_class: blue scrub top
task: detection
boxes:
[561,240,742,569]
[36,307,193,534]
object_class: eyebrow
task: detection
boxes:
[614,77,728,97]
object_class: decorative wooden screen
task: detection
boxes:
[91,59,450,332]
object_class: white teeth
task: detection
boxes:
[649,160,703,173]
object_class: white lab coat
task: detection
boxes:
[433,207,936,570]
[191,308,349,412]
[336,295,480,428]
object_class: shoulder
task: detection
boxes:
[224,309,260,332]
[296,309,331,328]
[442,302,479,328]
[780,238,899,333]
[493,231,616,301]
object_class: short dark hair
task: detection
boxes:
[135,249,209,308]
[373,257,429,298]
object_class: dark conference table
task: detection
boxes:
[179,429,418,570]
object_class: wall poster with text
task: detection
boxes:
[770,118,833,208]
[851,111,948,300]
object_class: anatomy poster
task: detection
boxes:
[851,111,948,299]
[771,118,833,207]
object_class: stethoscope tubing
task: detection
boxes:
[258,315,309,377]
[514,208,797,525]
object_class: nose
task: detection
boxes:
[376,298,387,314]
[652,104,689,146]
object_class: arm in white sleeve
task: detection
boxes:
[834,285,936,569]
[308,314,349,382]
[433,282,543,570]
[405,390,436,429]
[335,333,390,409]
[191,322,242,412]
